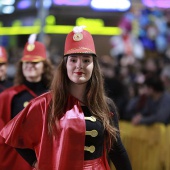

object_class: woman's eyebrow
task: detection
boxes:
[68,55,77,58]
[83,55,92,58]
[68,55,92,58]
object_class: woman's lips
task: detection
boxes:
[75,72,83,75]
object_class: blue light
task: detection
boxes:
[2,6,15,14]
[1,0,15,5]
[17,0,31,10]
[44,0,52,8]
[91,0,131,11]
[36,0,52,9]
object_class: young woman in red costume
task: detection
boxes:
[0,26,132,170]
[0,34,53,170]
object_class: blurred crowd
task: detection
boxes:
[1,7,170,126]
[99,53,170,125]
[99,7,170,126]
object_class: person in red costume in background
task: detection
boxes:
[0,34,53,170]
[0,46,13,93]
[0,26,132,170]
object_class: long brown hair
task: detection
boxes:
[49,56,118,148]
[14,59,53,88]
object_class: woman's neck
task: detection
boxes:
[25,76,42,83]
[69,82,87,103]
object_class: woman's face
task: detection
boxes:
[66,54,94,84]
[22,61,44,82]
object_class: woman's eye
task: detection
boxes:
[84,59,90,63]
[70,59,76,62]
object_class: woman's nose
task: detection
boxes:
[25,62,35,68]
[76,59,83,69]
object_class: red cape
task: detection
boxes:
[0,92,110,170]
[0,85,38,170]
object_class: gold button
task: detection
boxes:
[23,101,29,107]
[85,130,98,137]
[84,116,96,122]
[84,145,95,153]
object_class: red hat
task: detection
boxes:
[64,26,96,56]
[0,46,7,63]
[22,34,47,62]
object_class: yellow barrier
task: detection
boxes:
[110,121,166,170]
[165,125,170,170]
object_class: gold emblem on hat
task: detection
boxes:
[27,44,35,51]
[73,33,83,41]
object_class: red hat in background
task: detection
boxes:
[0,46,7,63]
[64,26,96,56]
[22,34,47,62]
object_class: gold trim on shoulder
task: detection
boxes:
[85,130,98,137]
[84,145,95,153]
[84,116,96,122]
[23,101,29,107]
[27,44,35,51]
[73,32,83,41]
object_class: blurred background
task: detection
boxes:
[1,0,170,79]
[1,0,170,169]
[1,0,170,69]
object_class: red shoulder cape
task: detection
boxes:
[1,92,110,170]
